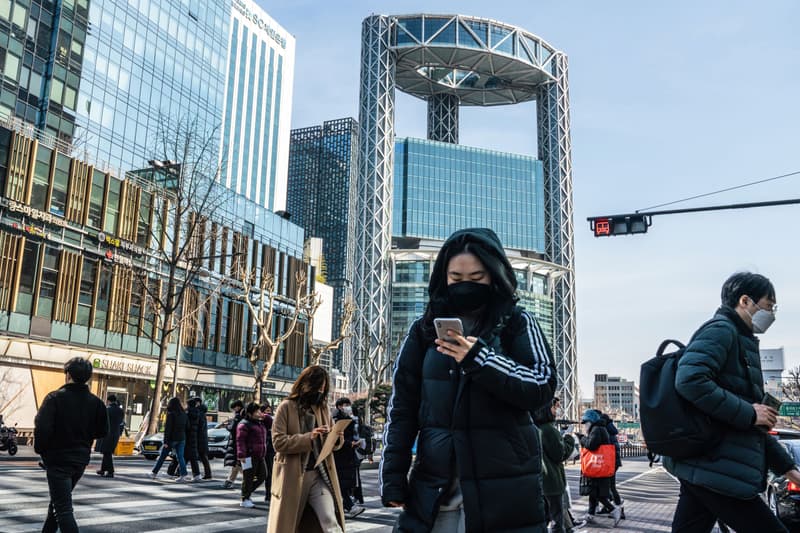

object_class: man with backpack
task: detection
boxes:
[663,272,800,532]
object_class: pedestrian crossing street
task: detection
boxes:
[0,463,398,532]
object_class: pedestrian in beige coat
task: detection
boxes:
[268,366,347,533]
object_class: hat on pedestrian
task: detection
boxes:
[581,409,601,424]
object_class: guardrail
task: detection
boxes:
[619,444,648,458]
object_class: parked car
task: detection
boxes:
[140,422,227,460]
[766,440,800,526]
[770,428,800,441]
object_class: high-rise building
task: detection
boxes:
[355,14,577,415]
[287,118,359,373]
[0,0,307,429]
[593,374,639,420]
[222,0,295,210]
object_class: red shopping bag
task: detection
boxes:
[580,444,616,478]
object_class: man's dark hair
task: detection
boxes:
[721,272,776,308]
[64,357,93,384]
[336,397,351,407]
[230,399,244,410]
[107,394,117,403]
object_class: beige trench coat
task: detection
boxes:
[267,399,346,533]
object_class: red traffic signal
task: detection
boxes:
[589,215,651,237]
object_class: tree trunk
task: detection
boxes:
[147,311,173,434]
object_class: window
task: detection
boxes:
[49,153,70,217]
[136,191,152,247]
[87,170,106,229]
[53,250,81,323]
[36,245,60,319]
[75,257,96,326]
[29,146,52,211]
[14,239,39,314]
[0,231,22,311]
[94,264,112,330]
[104,177,121,234]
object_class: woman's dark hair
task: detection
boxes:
[245,401,260,416]
[721,272,775,308]
[421,230,519,342]
[107,394,117,403]
[166,397,183,413]
[230,399,244,410]
[64,357,93,384]
[288,365,329,406]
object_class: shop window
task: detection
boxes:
[29,145,52,211]
[86,170,106,230]
[49,152,70,217]
[0,231,22,311]
[75,257,96,326]
[103,176,121,234]
[35,245,60,319]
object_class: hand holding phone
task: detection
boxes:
[434,318,464,342]
[762,392,782,411]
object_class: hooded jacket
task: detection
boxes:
[664,306,794,499]
[381,228,557,532]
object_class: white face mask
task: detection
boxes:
[342,406,353,416]
[746,297,776,334]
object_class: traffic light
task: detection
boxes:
[589,214,651,237]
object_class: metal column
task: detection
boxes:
[353,15,396,392]
[427,93,459,144]
[537,53,578,420]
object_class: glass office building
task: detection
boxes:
[222,0,295,211]
[394,137,545,253]
[287,118,358,371]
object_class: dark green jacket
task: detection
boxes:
[538,422,575,496]
[664,306,794,499]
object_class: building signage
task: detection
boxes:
[5,199,68,228]
[10,221,47,238]
[97,232,146,256]
[232,0,287,49]
[92,356,155,377]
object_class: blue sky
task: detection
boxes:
[262,0,800,397]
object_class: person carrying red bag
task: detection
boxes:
[578,409,622,527]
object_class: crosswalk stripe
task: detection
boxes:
[143,517,267,533]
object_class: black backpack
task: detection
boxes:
[640,318,729,459]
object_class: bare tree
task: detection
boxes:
[238,267,316,402]
[141,115,231,434]
[307,299,356,367]
[782,366,800,402]
[359,328,402,425]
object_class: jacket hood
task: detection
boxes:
[428,228,515,298]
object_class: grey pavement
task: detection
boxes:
[0,453,723,533]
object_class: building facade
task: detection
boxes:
[356,14,577,413]
[0,121,312,432]
[593,374,639,420]
[0,0,307,431]
[287,118,358,373]
[222,0,295,211]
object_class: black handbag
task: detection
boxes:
[579,474,592,496]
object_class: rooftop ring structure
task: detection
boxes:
[392,14,560,106]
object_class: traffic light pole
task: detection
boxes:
[588,198,800,237]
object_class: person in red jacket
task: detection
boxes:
[236,402,267,508]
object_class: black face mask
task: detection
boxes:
[447,281,491,312]
[301,391,324,406]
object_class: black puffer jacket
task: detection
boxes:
[224,411,244,467]
[185,405,200,460]
[579,420,612,498]
[163,411,188,444]
[381,308,556,532]
[197,404,209,455]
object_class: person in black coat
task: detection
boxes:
[97,395,124,478]
[597,413,624,518]
[259,403,275,499]
[169,397,201,479]
[148,397,189,481]
[197,402,212,479]
[223,400,245,489]
[333,397,364,518]
[381,228,557,532]
[578,410,621,527]
[35,357,108,533]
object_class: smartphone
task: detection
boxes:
[763,392,782,411]
[434,318,464,342]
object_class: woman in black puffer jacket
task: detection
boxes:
[381,228,557,532]
[578,410,621,527]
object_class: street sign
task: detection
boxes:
[780,402,800,417]
[617,434,628,444]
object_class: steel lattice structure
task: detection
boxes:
[354,15,396,392]
[356,14,577,416]
[427,94,460,143]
